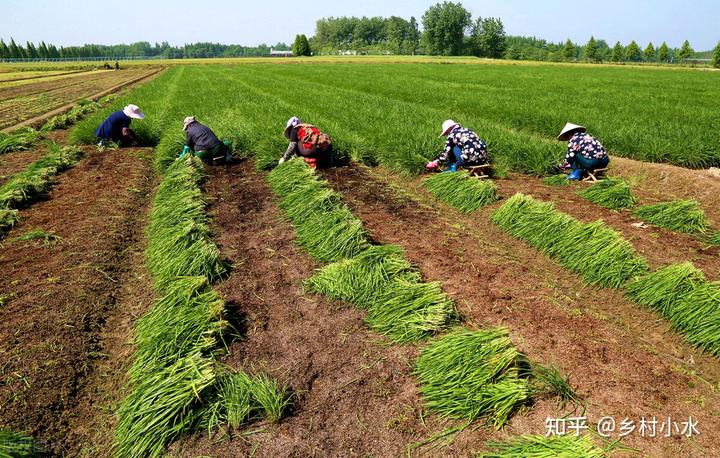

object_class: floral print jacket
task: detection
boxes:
[436,126,489,165]
[564,132,607,163]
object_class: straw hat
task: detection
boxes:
[440,119,459,137]
[183,116,196,131]
[122,104,145,119]
[284,116,301,139]
[557,122,586,141]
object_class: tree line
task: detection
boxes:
[0,39,290,60]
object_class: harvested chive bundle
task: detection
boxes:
[0,429,43,457]
[478,434,609,458]
[542,174,570,186]
[0,127,42,155]
[423,171,499,213]
[578,177,637,210]
[415,328,529,427]
[633,200,709,234]
[492,193,648,288]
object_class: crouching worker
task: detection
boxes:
[179,116,232,165]
[558,123,609,180]
[95,104,144,146]
[278,116,333,169]
[426,119,489,172]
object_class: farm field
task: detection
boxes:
[0,67,162,131]
[0,61,719,457]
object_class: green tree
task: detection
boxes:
[505,44,521,60]
[678,40,694,60]
[625,40,642,62]
[292,34,311,56]
[712,41,720,69]
[0,39,9,59]
[562,39,576,61]
[584,36,598,62]
[643,42,656,62]
[421,2,472,56]
[8,38,23,58]
[658,41,669,62]
[25,41,38,59]
[611,41,624,62]
[470,17,506,58]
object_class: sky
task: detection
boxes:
[2,0,719,50]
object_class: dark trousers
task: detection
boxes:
[571,154,609,172]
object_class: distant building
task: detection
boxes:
[270,48,293,57]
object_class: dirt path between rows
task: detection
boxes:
[323,164,720,458]
[175,160,475,457]
[0,146,156,455]
[495,175,720,280]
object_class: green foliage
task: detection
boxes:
[709,231,720,246]
[529,364,580,407]
[0,430,43,457]
[633,200,709,234]
[478,434,610,458]
[415,328,529,427]
[13,229,63,246]
[306,244,421,306]
[292,34,311,56]
[0,209,19,233]
[584,36,598,62]
[644,42,656,62]
[268,159,369,262]
[625,40,642,62]
[678,40,694,60]
[611,41,624,62]
[421,2,472,56]
[658,42,670,62]
[0,127,42,155]
[542,174,570,186]
[423,171,499,212]
[40,99,103,132]
[562,39,576,61]
[492,193,648,288]
[470,17,506,58]
[578,177,637,210]
[627,263,720,356]
[146,158,226,290]
[713,41,720,69]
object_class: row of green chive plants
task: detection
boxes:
[0,143,83,235]
[70,67,290,457]
[234,65,563,176]
[569,177,717,242]
[265,158,599,452]
[0,94,119,154]
[491,193,720,356]
[0,429,44,457]
[286,63,720,168]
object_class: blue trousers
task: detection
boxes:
[571,154,608,172]
[449,146,464,166]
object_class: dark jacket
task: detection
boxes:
[186,122,221,152]
[95,110,131,141]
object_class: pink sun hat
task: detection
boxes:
[123,104,145,119]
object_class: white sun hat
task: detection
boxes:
[284,116,301,139]
[440,119,459,137]
[123,104,145,119]
[183,116,196,131]
[557,122,586,141]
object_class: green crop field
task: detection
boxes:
[2,57,719,458]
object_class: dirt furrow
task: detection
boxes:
[323,164,720,458]
[0,146,156,455]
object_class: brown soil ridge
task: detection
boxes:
[0,146,156,455]
[322,164,720,458]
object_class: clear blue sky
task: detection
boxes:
[3,0,718,50]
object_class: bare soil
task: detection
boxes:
[320,164,720,458]
[0,146,156,455]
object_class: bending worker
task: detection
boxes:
[278,116,333,169]
[95,104,144,146]
[179,116,232,164]
[558,123,609,180]
[426,119,489,172]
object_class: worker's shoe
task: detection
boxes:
[568,169,583,180]
[444,163,459,173]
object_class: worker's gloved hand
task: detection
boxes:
[178,145,191,159]
[426,160,439,170]
[278,157,287,165]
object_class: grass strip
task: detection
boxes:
[415,328,530,428]
[146,157,226,290]
[633,200,709,234]
[477,434,611,457]
[578,177,637,210]
[423,171,499,213]
[0,128,42,155]
[492,193,648,288]
[0,429,43,457]
[542,174,570,186]
[627,262,720,356]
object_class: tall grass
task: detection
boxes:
[0,430,43,457]
[578,177,637,210]
[633,200,709,234]
[627,262,720,356]
[423,171,499,213]
[492,193,648,288]
[478,434,610,458]
[415,328,530,428]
